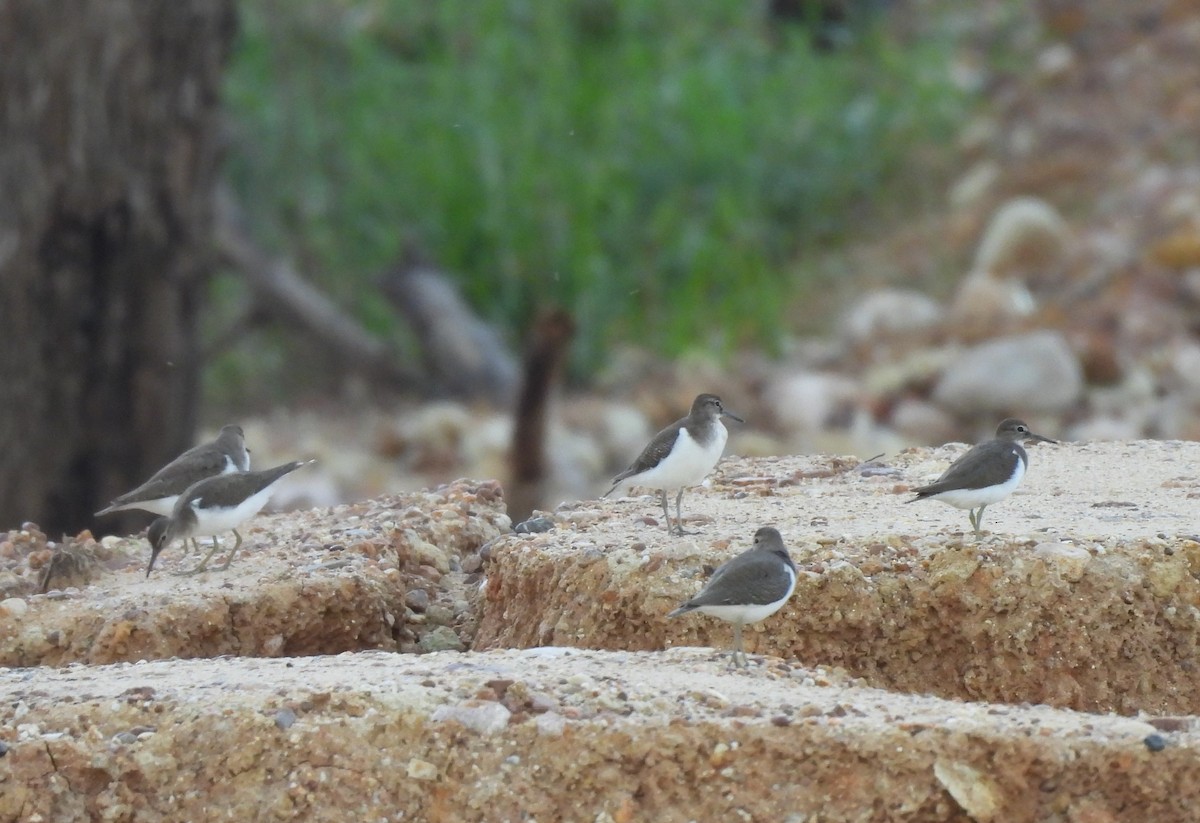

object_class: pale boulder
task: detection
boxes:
[933,330,1083,414]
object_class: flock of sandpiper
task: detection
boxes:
[95,395,1056,666]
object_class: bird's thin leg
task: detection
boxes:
[176,536,222,576]
[730,622,746,668]
[967,505,987,536]
[217,530,244,571]
[671,488,697,536]
[659,489,671,532]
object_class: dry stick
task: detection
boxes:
[212,184,423,389]
[379,258,519,404]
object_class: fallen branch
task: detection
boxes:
[213,183,423,389]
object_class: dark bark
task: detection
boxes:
[506,308,575,524]
[0,0,237,535]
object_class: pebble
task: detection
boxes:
[535,711,567,737]
[430,701,511,735]
[274,708,298,730]
[1144,734,1167,752]
[0,597,27,617]
[418,626,465,653]
[407,758,439,780]
[514,517,554,534]
[405,589,430,612]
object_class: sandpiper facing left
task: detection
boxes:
[604,393,743,535]
[146,459,313,577]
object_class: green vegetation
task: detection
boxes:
[223,0,970,377]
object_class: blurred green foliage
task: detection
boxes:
[222,0,970,377]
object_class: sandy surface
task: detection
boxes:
[600,438,1200,543]
[2,648,1197,822]
[4,440,1200,820]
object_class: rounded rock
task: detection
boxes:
[933,331,1083,414]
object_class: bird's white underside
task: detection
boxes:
[616,422,728,493]
[691,566,797,625]
[186,484,277,537]
[924,455,1025,510]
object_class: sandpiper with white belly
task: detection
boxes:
[146,459,313,577]
[604,393,742,536]
[668,526,797,668]
[908,418,1055,536]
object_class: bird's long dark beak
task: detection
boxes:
[722,410,745,424]
[1026,432,1057,445]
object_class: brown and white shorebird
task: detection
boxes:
[908,418,1056,535]
[96,425,250,518]
[668,526,797,668]
[604,393,743,535]
[146,459,313,577]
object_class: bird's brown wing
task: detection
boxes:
[110,447,231,505]
[912,441,1024,497]
[183,461,308,510]
[686,552,794,608]
[608,421,685,487]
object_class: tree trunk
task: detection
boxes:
[0,0,236,535]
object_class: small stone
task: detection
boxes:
[113,731,137,746]
[1146,560,1185,599]
[527,691,559,714]
[0,740,9,756]
[934,760,1000,818]
[535,711,566,737]
[1146,717,1191,733]
[274,708,297,730]
[1144,734,1167,752]
[409,535,449,573]
[460,554,483,574]
[407,758,438,780]
[0,597,28,618]
[431,701,511,735]
[426,604,454,626]
[514,517,554,534]
[405,589,430,612]
[1033,542,1091,582]
[418,626,464,653]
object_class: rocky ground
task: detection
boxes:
[4,439,1200,820]
[8,1,1200,820]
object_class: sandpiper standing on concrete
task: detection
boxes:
[604,393,743,535]
[146,459,313,577]
[668,526,797,668]
[96,424,251,518]
[908,418,1055,536]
